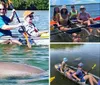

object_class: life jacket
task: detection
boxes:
[22,22,39,37]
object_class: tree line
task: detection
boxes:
[7,0,49,10]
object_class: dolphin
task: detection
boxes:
[0,62,45,79]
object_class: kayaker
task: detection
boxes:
[72,63,98,85]
[52,6,60,22]
[69,5,78,20]
[60,57,68,73]
[54,5,81,42]
[50,6,60,30]
[56,5,71,31]
[59,57,75,78]
[0,1,22,45]
[77,5,94,32]
[19,10,47,44]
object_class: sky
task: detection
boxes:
[50,0,100,5]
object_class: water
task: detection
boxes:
[0,44,49,85]
[50,44,100,85]
[0,10,49,85]
[50,3,100,19]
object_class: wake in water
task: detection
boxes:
[0,71,48,84]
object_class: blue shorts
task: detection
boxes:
[19,38,34,45]
[80,77,86,82]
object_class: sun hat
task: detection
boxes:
[80,5,85,9]
[23,10,34,19]
[61,5,67,10]
[63,58,68,62]
[78,62,84,67]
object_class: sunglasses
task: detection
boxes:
[28,15,33,18]
[80,8,85,10]
[0,8,5,11]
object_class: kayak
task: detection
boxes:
[51,23,90,42]
[0,33,49,46]
[50,22,100,42]
[55,64,100,85]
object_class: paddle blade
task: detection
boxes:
[23,32,32,48]
[89,23,100,28]
[50,76,55,83]
[92,64,96,70]
[8,0,12,4]
[93,16,100,21]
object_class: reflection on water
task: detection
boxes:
[50,44,100,85]
[50,44,83,49]
[0,45,49,85]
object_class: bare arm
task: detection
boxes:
[60,62,64,73]
[72,73,80,81]
[9,9,16,22]
[69,12,71,18]
[1,24,22,30]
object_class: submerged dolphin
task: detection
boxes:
[0,62,45,79]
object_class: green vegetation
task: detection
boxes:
[50,44,83,49]
[7,0,49,10]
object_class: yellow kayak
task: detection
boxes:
[50,76,55,83]
[40,32,49,38]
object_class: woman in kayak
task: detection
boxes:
[56,5,81,42]
[50,6,60,30]
[19,10,48,44]
[72,63,98,85]
[56,5,71,31]
[69,5,78,20]
[60,58,75,75]
[52,6,60,22]
[0,1,22,45]
[60,58,68,73]
[77,6,94,32]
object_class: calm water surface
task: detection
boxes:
[50,44,100,85]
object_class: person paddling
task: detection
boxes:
[58,58,75,78]
[72,63,98,85]
[19,10,47,45]
[0,1,22,45]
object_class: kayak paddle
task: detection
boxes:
[87,64,96,73]
[50,76,55,83]
[7,0,32,48]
